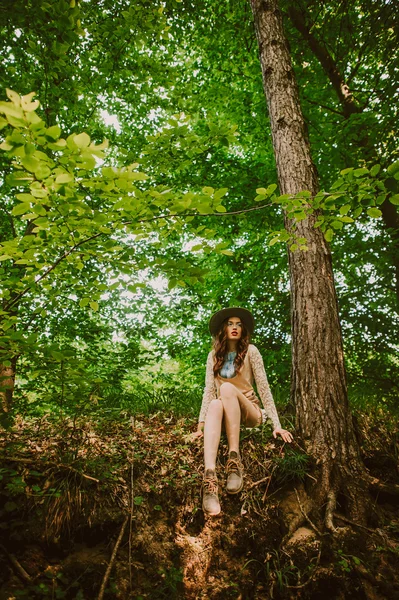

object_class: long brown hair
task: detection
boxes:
[213,318,250,376]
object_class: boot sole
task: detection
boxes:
[203,506,221,516]
[226,481,243,494]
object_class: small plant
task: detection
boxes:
[337,549,362,573]
[273,446,310,484]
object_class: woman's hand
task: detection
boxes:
[189,430,204,441]
[273,428,293,443]
[185,423,204,443]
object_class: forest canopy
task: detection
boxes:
[0,0,398,419]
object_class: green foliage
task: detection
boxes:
[272,446,310,485]
[0,0,398,417]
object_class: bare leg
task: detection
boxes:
[203,399,223,471]
[219,382,261,454]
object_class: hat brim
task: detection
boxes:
[209,307,254,336]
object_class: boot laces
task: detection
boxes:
[226,457,242,475]
[203,476,218,496]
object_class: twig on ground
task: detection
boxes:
[97,516,129,600]
[249,475,270,489]
[0,544,32,583]
[0,455,100,483]
[262,465,277,501]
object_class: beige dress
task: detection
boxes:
[198,344,282,430]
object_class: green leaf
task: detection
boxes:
[367,208,382,218]
[73,132,91,148]
[324,229,334,242]
[90,301,99,312]
[340,216,355,223]
[21,92,39,112]
[214,188,228,201]
[134,496,143,506]
[256,187,267,195]
[12,202,31,216]
[353,207,363,218]
[202,186,214,195]
[339,204,351,215]
[79,298,90,308]
[215,205,226,212]
[56,173,74,184]
[387,161,399,176]
[353,167,369,177]
[35,164,51,180]
[46,125,61,141]
[370,164,381,177]
[331,220,343,230]
[388,194,399,206]
[21,156,40,173]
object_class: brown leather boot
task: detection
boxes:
[202,469,221,516]
[226,451,244,494]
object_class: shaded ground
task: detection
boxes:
[0,410,398,599]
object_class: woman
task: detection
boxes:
[193,307,293,516]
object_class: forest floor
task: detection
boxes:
[0,409,398,600]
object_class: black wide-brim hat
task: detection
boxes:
[209,307,254,337]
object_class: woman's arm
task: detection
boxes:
[249,345,293,442]
[198,351,217,424]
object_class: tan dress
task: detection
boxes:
[217,369,262,426]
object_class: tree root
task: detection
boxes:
[325,489,337,532]
[333,513,375,533]
[294,487,323,537]
[368,476,399,498]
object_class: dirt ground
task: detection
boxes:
[0,412,398,599]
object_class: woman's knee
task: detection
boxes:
[219,382,237,399]
[206,399,223,420]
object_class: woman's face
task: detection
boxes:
[225,317,242,341]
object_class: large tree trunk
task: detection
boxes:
[249,0,369,526]
[287,4,399,307]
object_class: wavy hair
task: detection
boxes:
[213,318,250,376]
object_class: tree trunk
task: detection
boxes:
[249,0,369,526]
[288,4,399,307]
[0,358,17,416]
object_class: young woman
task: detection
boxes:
[192,307,293,516]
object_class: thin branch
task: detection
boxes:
[0,544,32,583]
[97,516,129,600]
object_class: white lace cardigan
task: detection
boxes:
[198,344,281,430]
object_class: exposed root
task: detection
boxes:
[294,487,322,537]
[325,489,337,532]
[334,513,375,533]
[369,476,399,498]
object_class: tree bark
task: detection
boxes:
[249,0,369,526]
[288,4,399,307]
[0,357,17,416]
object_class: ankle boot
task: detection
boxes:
[202,469,221,515]
[226,451,243,494]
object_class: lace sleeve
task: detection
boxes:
[198,351,217,423]
[249,345,281,430]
